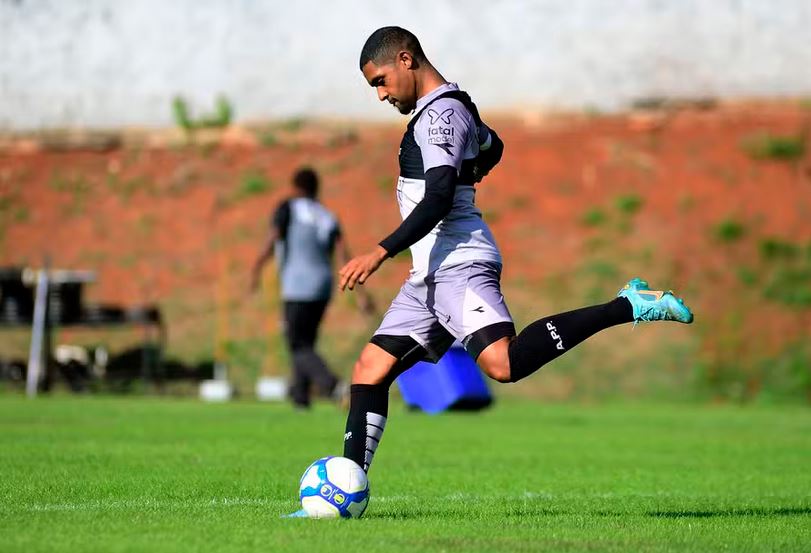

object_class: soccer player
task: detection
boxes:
[252,167,374,409]
[288,27,692,515]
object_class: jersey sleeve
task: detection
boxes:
[328,218,342,252]
[272,200,292,240]
[378,165,456,257]
[413,98,472,175]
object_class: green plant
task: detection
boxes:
[172,96,194,132]
[13,207,29,223]
[763,267,811,307]
[713,218,746,243]
[280,118,305,133]
[614,194,644,215]
[258,129,278,148]
[757,343,811,403]
[119,253,138,268]
[172,95,234,133]
[135,213,156,236]
[326,128,359,148]
[233,171,273,200]
[580,207,607,227]
[508,194,532,210]
[392,249,411,263]
[199,96,233,128]
[481,208,501,224]
[376,175,392,193]
[741,133,805,161]
[736,266,758,286]
[49,173,93,216]
[107,174,151,199]
[581,260,619,280]
[223,338,265,376]
[759,238,799,260]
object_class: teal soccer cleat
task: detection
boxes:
[621,277,650,292]
[617,278,694,324]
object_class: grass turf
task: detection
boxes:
[0,396,809,552]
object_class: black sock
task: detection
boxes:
[508,297,633,382]
[343,383,389,472]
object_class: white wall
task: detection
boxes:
[2,0,810,129]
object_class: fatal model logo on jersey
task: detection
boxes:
[427,107,453,125]
[428,125,455,155]
[431,142,454,155]
[427,108,455,155]
[428,126,454,140]
[428,125,454,146]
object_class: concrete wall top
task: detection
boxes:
[2,0,810,129]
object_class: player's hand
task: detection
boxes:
[339,246,388,291]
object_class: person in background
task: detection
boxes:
[251,167,374,408]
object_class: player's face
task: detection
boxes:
[362,54,417,114]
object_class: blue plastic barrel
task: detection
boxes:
[396,346,493,414]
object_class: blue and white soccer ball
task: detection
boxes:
[299,456,369,518]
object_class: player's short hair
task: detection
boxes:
[293,167,319,198]
[359,26,426,70]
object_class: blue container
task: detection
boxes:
[396,346,493,414]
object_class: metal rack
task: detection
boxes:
[0,267,164,396]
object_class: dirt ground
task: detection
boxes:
[1,101,809,399]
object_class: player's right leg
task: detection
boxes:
[342,336,436,472]
[287,336,431,518]
[341,343,398,472]
[342,283,452,473]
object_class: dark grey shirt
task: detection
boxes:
[273,197,341,301]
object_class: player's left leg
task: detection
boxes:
[283,301,314,408]
[285,300,341,401]
[475,278,693,383]
[296,299,340,397]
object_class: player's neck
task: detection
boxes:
[416,65,448,101]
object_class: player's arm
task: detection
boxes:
[377,166,456,256]
[449,91,503,183]
[250,227,278,291]
[339,101,468,291]
[250,200,289,292]
[337,168,457,291]
[472,122,504,183]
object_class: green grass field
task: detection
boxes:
[1,396,809,552]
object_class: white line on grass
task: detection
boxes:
[14,497,289,513]
[10,490,787,515]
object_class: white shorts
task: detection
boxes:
[372,261,515,361]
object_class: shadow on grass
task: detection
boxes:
[648,507,811,518]
[366,505,811,521]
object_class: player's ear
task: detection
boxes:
[397,51,415,70]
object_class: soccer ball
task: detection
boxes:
[298,456,369,518]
